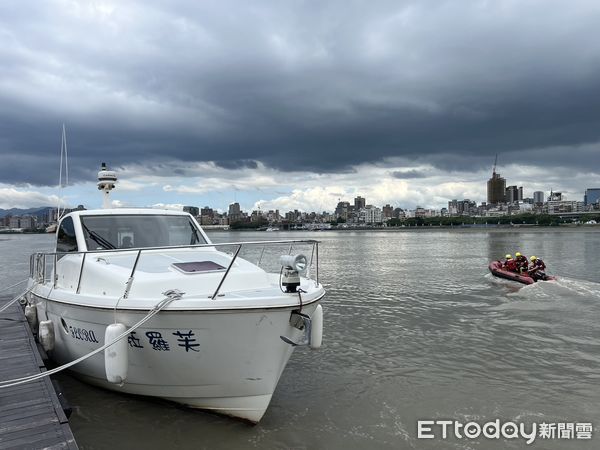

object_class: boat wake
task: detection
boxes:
[552,276,600,299]
[505,276,600,302]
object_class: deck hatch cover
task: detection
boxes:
[172,261,226,273]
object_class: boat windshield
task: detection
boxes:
[80,214,206,250]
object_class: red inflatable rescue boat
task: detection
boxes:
[488,261,556,285]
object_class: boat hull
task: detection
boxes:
[488,261,555,285]
[34,294,321,422]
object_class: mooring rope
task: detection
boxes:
[0,282,35,314]
[0,289,184,389]
[3,278,29,292]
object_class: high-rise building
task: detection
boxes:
[359,206,382,224]
[382,204,394,219]
[335,201,350,220]
[505,186,523,204]
[548,191,563,202]
[183,206,199,216]
[200,206,214,218]
[459,199,476,215]
[547,200,583,214]
[487,172,506,204]
[199,207,214,225]
[228,202,242,222]
[448,200,458,216]
[533,191,544,204]
[19,216,35,229]
[584,188,600,205]
[354,196,366,210]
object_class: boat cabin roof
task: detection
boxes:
[66,208,192,218]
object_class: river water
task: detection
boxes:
[1,229,600,449]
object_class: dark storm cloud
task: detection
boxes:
[214,160,258,170]
[391,170,427,179]
[1,0,600,186]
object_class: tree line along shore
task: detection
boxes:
[226,213,600,230]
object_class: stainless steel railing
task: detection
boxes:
[29,239,320,299]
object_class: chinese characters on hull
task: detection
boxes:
[173,330,200,352]
[127,330,200,353]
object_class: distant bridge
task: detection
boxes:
[201,225,230,230]
[549,211,599,220]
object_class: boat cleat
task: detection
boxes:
[280,310,312,347]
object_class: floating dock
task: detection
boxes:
[0,295,78,449]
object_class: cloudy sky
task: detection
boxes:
[2,0,600,212]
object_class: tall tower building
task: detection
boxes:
[487,161,506,205]
[228,202,242,222]
[533,191,544,204]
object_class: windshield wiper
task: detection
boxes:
[82,223,116,250]
[189,221,201,245]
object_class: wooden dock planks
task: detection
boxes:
[0,295,78,450]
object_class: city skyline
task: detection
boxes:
[2,1,600,211]
[1,159,599,214]
[4,179,600,231]
[3,171,600,220]
[2,144,600,226]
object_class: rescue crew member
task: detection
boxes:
[515,252,528,273]
[529,255,547,280]
[502,255,515,270]
[504,254,518,272]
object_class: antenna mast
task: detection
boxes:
[63,124,68,187]
[57,124,69,220]
[492,154,498,175]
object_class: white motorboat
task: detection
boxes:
[45,223,57,234]
[26,164,325,423]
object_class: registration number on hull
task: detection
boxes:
[68,326,99,343]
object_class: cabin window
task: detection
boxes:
[56,216,78,254]
[80,215,206,250]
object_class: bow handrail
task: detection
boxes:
[30,239,320,299]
